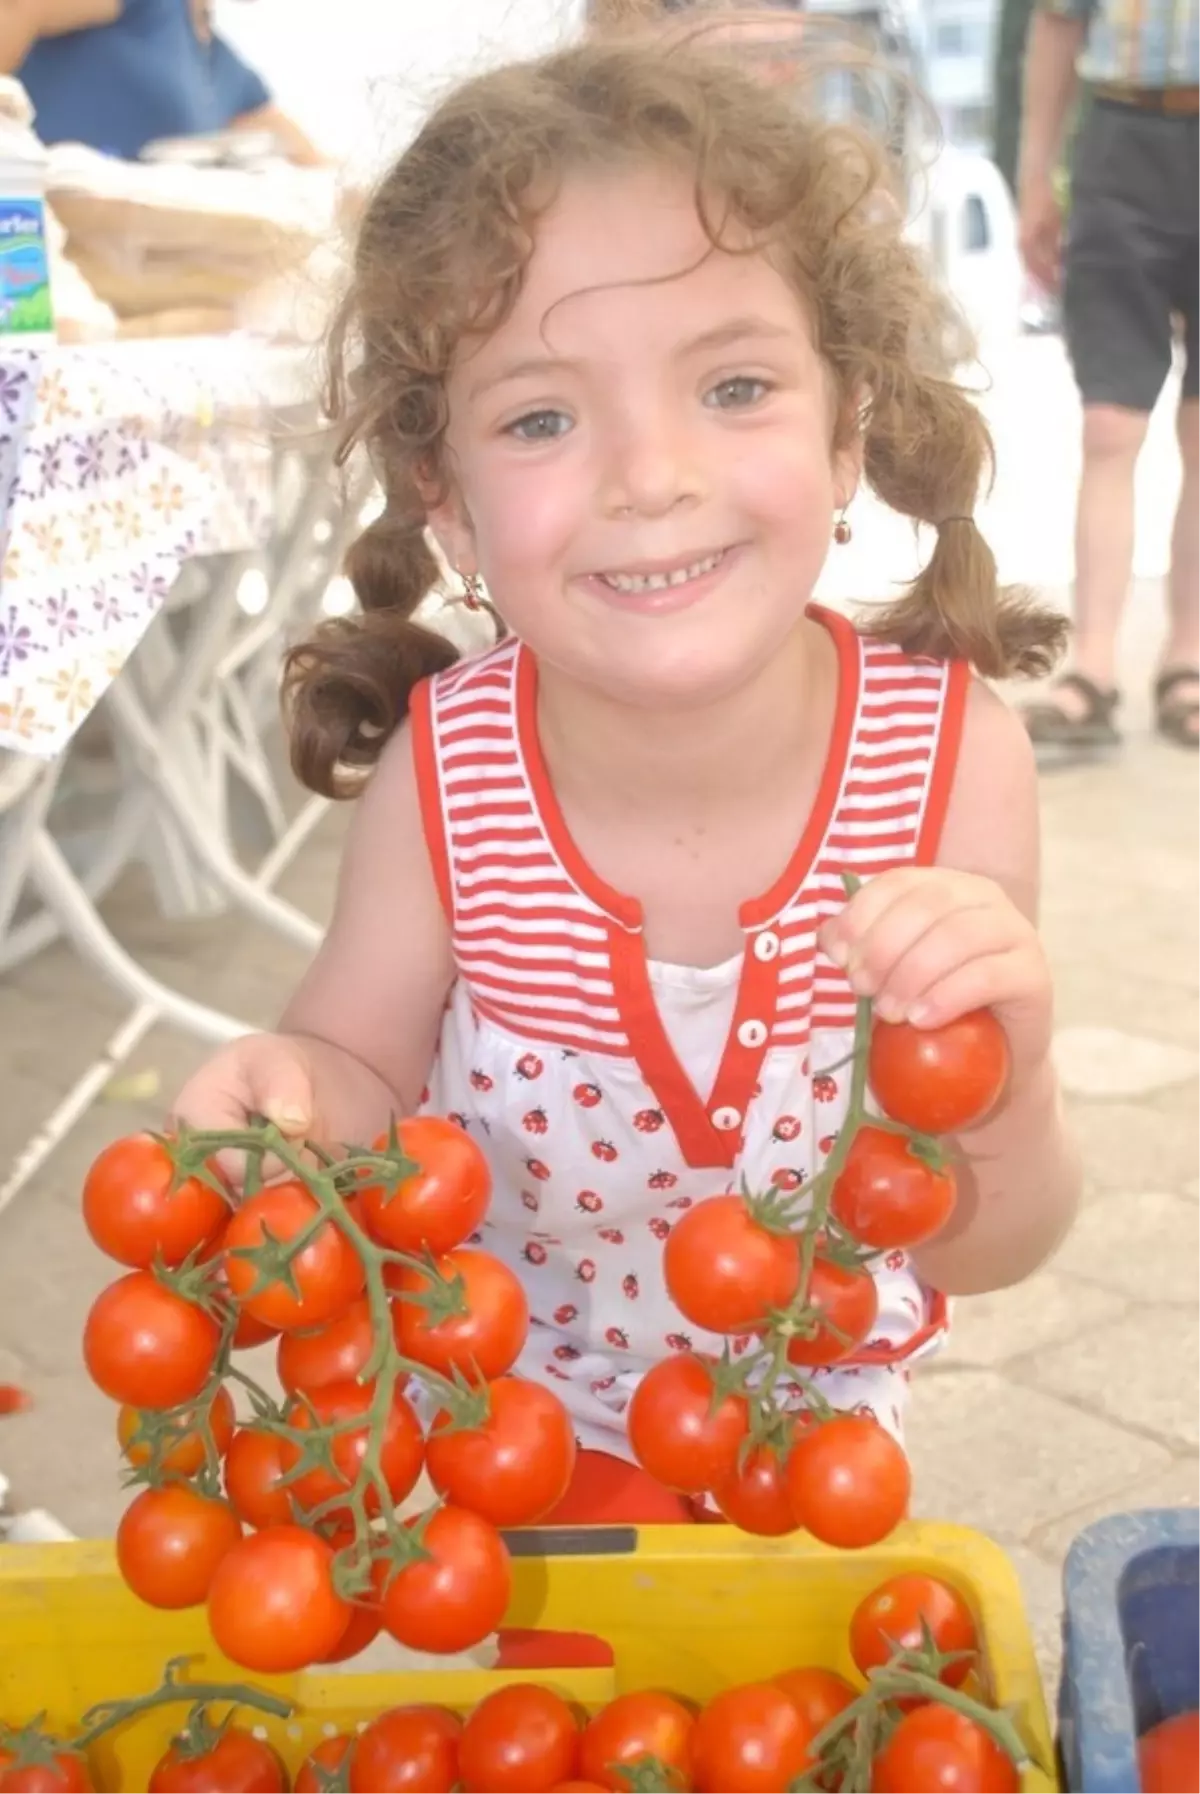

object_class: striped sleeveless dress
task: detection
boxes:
[411,605,968,1457]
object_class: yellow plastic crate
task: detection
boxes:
[0,1522,1055,1792]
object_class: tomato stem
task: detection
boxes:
[158,1121,485,1592]
[17,1659,295,1757]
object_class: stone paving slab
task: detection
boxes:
[0,575,1195,1704]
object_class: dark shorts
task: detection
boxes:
[1064,98,1199,411]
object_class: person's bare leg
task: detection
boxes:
[1044,404,1151,719]
[1157,398,1200,741]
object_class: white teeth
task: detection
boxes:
[601,550,722,594]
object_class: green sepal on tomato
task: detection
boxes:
[357,1116,492,1257]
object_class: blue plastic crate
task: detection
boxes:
[1058,1507,1199,1792]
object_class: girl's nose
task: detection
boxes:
[601,407,704,519]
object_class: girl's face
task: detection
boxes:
[436,163,859,710]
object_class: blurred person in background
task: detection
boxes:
[1017,0,1198,756]
[3,0,325,164]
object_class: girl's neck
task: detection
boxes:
[534,612,837,820]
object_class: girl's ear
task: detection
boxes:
[419,468,479,581]
[833,430,864,515]
[831,386,867,514]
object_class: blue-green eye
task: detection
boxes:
[506,409,572,441]
[706,376,771,409]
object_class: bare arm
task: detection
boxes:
[913,682,1081,1293]
[1019,10,1086,192]
[173,722,455,1155]
[279,722,455,1135]
[0,0,118,70]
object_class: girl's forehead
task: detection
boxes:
[468,164,807,364]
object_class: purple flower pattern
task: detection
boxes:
[0,343,278,757]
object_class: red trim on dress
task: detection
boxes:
[739,605,861,928]
[514,650,642,931]
[841,1288,950,1367]
[409,676,454,922]
[917,658,970,863]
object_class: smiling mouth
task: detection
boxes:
[596,549,726,595]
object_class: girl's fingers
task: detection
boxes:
[868,907,1028,1020]
[822,869,983,972]
[832,886,996,1002]
[893,949,1042,1032]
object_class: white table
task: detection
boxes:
[0,336,373,1209]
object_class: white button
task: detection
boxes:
[712,1105,742,1132]
[737,1019,768,1048]
[753,931,780,962]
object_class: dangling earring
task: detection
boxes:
[456,571,485,610]
[833,510,852,546]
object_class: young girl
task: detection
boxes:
[175,12,1081,1528]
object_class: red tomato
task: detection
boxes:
[348,1706,462,1794]
[223,1427,295,1530]
[276,1296,387,1394]
[711,1444,797,1536]
[207,1525,350,1672]
[663,1196,800,1334]
[869,1010,1010,1136]
[578,1693,695,1793]
[830,1127,956,1251]
[871,1705,1020,1792]
[771,1666,857,1737]
[394,1249,528,1382]
[282,1378,424,1517]
[426,1377,577,1527]
[222,1183,365,1333]
[295,1737,352,1794]
[117,1384,235,1477]
[83,1134,228,1269]
[83,1272,220,1408]
[850,1573,978,1687]
[116,1485,242,1609]
[1139,1711,1200,1794]
[459,1685,580,1793]
[0,1755,92,1792]
[627,1355,748,1494]
[785,1413,910,1548]
[784,1258,878,1366]
[321,1595,384,1663]
[359,1117,491,1257]
[379,1505,512,1655]
[148,1729,287,1792]
[550,1786,608,1793]
[692,1683,817,1793]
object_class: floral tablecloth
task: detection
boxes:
[0,337,285,759]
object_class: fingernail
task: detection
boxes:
[875,994,904,1023]
[826,939,849,969]
[907,1002,931,1026]
[276,1107,308,1132]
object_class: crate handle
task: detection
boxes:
[501,1526,638,1558]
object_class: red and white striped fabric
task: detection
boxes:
[413,606,968,1456]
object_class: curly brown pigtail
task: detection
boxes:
[283,507,457,799]
[859,369,1068,679]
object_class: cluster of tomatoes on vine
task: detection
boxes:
[80,1115,576,1673]
[628,1008,1011,1547]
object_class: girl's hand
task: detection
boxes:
[819,868,1053,1086]
[171,1033,325,1189]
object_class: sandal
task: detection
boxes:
[1154,667,1200,750]
[1021,672,1121,758]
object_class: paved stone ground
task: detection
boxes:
[0,338,1196,1699]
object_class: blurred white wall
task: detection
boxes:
[212,0,584,177]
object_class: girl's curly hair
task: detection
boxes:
[286,3,1066,797]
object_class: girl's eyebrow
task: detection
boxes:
[468,316,795,403]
